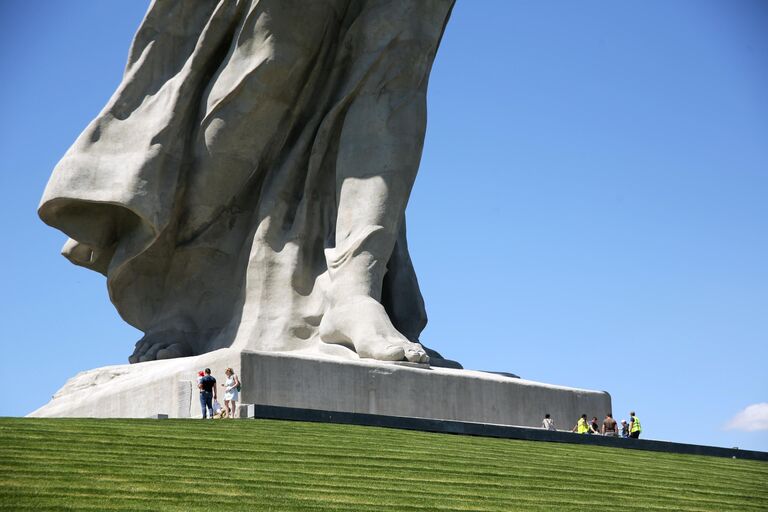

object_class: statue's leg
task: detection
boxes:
[381,219,428,344]
[130,0,341,362]
[319,91,428,362]
[320,8,444,362]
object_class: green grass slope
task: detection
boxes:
[0,418,765,511]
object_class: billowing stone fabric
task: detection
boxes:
[39,0,455,364]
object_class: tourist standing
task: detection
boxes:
[629,411,642,438]
[589,417,600,434]
[601,413,618,436]
[620,420,630,438]
[198,368,217,419]
[572,414,589,434]
[221,367,240,420]
[542,413,556,431]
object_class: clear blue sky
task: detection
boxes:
[1,1,766,451]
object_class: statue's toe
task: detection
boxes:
[156,343,191,360]
[372,344,406,361]
[142,343,165,362]
[155,348,174,360]
[128,342,147,364]
[404,344,429,364]
[130,337,151,360]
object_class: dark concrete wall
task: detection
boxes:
[252,404,768,462]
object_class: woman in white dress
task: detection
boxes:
[221,367,240,419]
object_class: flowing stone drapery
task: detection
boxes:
[39,0,458,365]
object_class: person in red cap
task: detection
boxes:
[198,368,217,419]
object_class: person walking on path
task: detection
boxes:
[601,413,618,436]
[572,414,589,434]
[629,411,642,438]
[541,413,556,431]
[221,367,240,420]
[198,368,217,419]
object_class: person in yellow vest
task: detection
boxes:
[629,411,642,439]
[572,414,589,434]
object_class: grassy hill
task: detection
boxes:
[0,418,765,511]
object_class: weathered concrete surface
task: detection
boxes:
[242,352,610,427]
[29,350,611,428]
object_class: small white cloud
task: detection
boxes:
[724,403,768,432]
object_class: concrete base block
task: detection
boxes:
[29,348,611,428]
[237,403,255,419]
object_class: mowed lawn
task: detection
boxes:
[0,418,766,511]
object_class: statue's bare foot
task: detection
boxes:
[128,330,195,363]
[320,296,429,363]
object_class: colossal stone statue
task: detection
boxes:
[39,0,456,365]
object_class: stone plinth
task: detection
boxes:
[29,349,611,428]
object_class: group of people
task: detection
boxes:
[541,411,642,438]
[197,367,241,419]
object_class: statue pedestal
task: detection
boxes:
[29,349,611,428]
